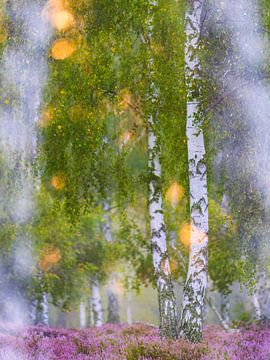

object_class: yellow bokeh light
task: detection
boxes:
[165,182,184,206]
[111,281,125,296]
[51,175,65,190]
[180,223,191,247]
[44,0,63,11]
[169,257,178,274]
[39,109,52,128]
[51,39,76,60]
[179,223,206,247]
[119,131,133,147]
[117,89,132,112]
[43,0,75,31]
[39,247,61,271]
[50,11,74,31]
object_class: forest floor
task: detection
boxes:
[0,322,269,360]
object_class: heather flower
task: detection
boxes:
[0,323,268,359]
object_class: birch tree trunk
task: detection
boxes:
[41,292,49,326]
[126,279,132,325]
[180,0,209,343]
[88,295,94,327]
[148,123,178,339]
[107,281,120,324]
[36,292,49,326]
[221,293,230,326]
[79,301,86,328]
[252,269,266,321]
[207,296,230,332]
[252,291,262,321]
[103,200,120,324]
[91,280,103,327]
[30,299,37,325]
[146,0,178,340]
[103,200,113,242]
[251,265,270,321]
[258,271,270,320]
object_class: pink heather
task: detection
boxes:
[0,323,268,359]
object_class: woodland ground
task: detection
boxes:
[0,323,269,359]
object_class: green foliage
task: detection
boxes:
[208,199,242,294]
[232,302,252,325]
[0,0,268,324]
[30,187,118,309]
[40,0,189,294]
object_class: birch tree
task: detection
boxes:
[146,0,178,340]
[103,201,120,324]
[148,124,178,339]
[35,292,49,326]
[91,279,103,327]
[79,301,86,328]
[253,267,270,321]
[126,281,132,325]
[180,0,209,343]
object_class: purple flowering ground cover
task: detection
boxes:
[0,323,269,360]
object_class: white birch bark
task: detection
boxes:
[252,268,269,321]
[207,296,230,332]
[42,292,49,326]
[126,293,132,325]
[103,200,120,324]
[107,276,120,324]
[91,280,103,327]
[250,263,270,321]
[148,125,178,339]
[79,301,86,328]
[103,200,113,242]
[252,291,262,321]
[30,299,37,325]
[36,292,49,326]
[147,0,178,340]
[126,279,132,325]
[258,271,270,320]
[180,0,209,343]
[88,295,94,327]
[221,293,230,326]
